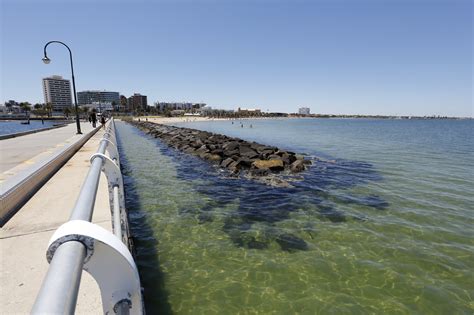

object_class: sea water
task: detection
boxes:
[116,118,473,314]
[0,120,61,136]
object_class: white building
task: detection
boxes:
[83,102,114,112]
[298,107,310,115]
[77,90,120,106]
[237,107,262,114]
[42,75,72,111]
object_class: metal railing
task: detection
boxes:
[32,118,142,315]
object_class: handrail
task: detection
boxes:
[31,118,142,315]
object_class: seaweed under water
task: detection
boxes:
[139,126,389,253]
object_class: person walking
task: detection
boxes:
[91,112,97,128]
[100,116,106,129]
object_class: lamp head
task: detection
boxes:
[42,56,51,64]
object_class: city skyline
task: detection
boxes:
[1,0,472,117]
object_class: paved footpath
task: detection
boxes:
[0,125,112,314]
[0,122,95,174]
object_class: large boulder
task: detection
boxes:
[252,159,284,171]
[237,157,254,167]
[210,149,224,156]
[206,154,222,163]
[223,149,239,157]
[221,158,234,168]
[260,149,277,159]
[239,146,259,159]
[184,147,196,154]
[228,160,241,172]
[194,145,209,156]
[250,168,270,176]
[222,141,239,151]
[290,160,305,172]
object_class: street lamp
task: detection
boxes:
[42,41,82,134]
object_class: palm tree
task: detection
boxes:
[20,102,31,114]
[20,102,31,124]
[63,107,72,118]
[45,103,53,117]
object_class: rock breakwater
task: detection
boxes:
[129,121,311,180]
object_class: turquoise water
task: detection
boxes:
[0,120,61,135]
[116,118,473,314]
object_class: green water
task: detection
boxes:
[116,119,473,314]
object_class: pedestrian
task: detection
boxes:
[101,116,106,129]
[88,115,92,124]
[91,112,97,128]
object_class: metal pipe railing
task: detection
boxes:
[69,140,108,221]
[32,118,133,314]
[31,241,87,313]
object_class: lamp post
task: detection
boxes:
[42,41,82,134]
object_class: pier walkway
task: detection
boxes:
[0,124,113,314]
[0,122,94,174]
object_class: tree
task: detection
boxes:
[111,101,118,112]
[63,107,72,118]
[45,103,53,117]
[32,108,47,117]
[20,102,31,114]
[81,106,90,116]
[19,102,31,123]
[163,108,172,117]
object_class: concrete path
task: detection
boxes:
[0,121,95,174]
[0,127,112,314]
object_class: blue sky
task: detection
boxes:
[1,0,472,116]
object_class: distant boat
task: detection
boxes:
[21,115,30,124]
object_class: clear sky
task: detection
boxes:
[1,0,472,116]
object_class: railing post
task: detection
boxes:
[113,185,123,241]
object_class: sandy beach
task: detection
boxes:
[133,116,221,124]
[132,116,292,125]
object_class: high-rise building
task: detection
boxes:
[42,75,72,111]
[119,95,128,112]
[127,93,148,111]
[77,90,120,106]
[298,107,310,115]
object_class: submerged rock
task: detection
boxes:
[276,234,308,252]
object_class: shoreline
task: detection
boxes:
[130,116,473,125]
[132,116,290,125]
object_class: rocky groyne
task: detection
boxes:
[129,121,311,181]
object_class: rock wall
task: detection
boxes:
[129,121,311,177]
